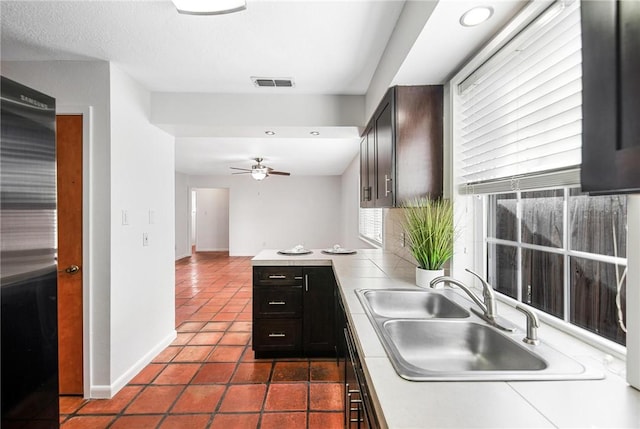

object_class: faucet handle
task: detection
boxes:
[464,268,491,290]
[516,304,540,345]
[465,268,497,319]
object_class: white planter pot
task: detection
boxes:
[416,268,445,289]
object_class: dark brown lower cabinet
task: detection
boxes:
[252,266,336,358]
[337,288,379,428]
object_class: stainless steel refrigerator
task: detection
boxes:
[1,76,59,428]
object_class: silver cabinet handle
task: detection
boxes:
[384,174,392,196]
[268,333,286,338]
[304,274,309,292]
[294,276,303,280]
[268,274,287,279]
[268,301,286,305]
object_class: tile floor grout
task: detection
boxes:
[60,252,344,428]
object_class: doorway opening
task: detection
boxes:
[191,188,230,254]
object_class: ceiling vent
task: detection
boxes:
[251,77,295,88]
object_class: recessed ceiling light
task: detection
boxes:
[265,131,275,136]
[310,131,320,136]
[460,6,494,27]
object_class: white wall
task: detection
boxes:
[181,175,342,255]
[175,172,190,260]
[109,65,175,393]
[151,92,364,136]
[194,188,229,251]
[365,1,438,118]
[1,60,114,393]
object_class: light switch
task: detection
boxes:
[122,210,129,225]
[143,232,149,246]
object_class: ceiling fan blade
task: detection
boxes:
[268,170,290,176]
[230,167,252,172]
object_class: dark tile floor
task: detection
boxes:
[60,252,344,428]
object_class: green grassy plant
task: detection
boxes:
[401,197,455,270]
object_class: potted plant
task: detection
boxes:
[401,197,456,288]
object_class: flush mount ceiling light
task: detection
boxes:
[265,130,275,136]
[171,0,246,15]
[460,6,494,27]
[310,131,320,136]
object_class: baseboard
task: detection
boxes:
[195,248,229,252]
[88,329,177,399]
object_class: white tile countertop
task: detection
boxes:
[252,249,640,428]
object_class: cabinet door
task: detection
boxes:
[360,132,373,208]
[395,86,443,203]
[374,90,394,207]
[581,0,640,194]
[303,267,336,354]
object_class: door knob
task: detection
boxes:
[64,265,80,274]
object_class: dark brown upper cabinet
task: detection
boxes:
[360,85,443,208]
[581,0,640,194]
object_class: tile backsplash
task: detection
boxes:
[383,208,417,265]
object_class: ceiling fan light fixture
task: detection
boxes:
[251,167,268,181]
[460,6,493,27]
[171,0,246,15]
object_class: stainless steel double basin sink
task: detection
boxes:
[356,289,603,381]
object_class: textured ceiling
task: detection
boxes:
[1,0,527,176]
[0,0,405,94]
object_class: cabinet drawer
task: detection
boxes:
[253,320,302,351]
[254,267,303,286]
[254,287,302,318]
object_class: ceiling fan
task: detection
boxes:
[230,157,291,181]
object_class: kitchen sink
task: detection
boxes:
[356,288,603,381]
[384,320,546,374]
[358,289,470,319]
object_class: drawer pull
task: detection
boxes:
[268,275,287,279]
[268,333,286,338]
[294,276,303,280]
[268,301,286,305]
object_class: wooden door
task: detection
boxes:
[56,115,83,395]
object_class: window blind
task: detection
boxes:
[359,207,383,245]
[458,0,582,194]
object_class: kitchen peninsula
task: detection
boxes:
[253,249,640,429]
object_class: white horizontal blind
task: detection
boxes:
[359,207,383,245]
[458,0,582,194]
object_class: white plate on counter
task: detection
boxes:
[277,248,312,255]
[321,248,357,255]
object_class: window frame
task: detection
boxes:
[448,0,629,358]
[480,186,628,354]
